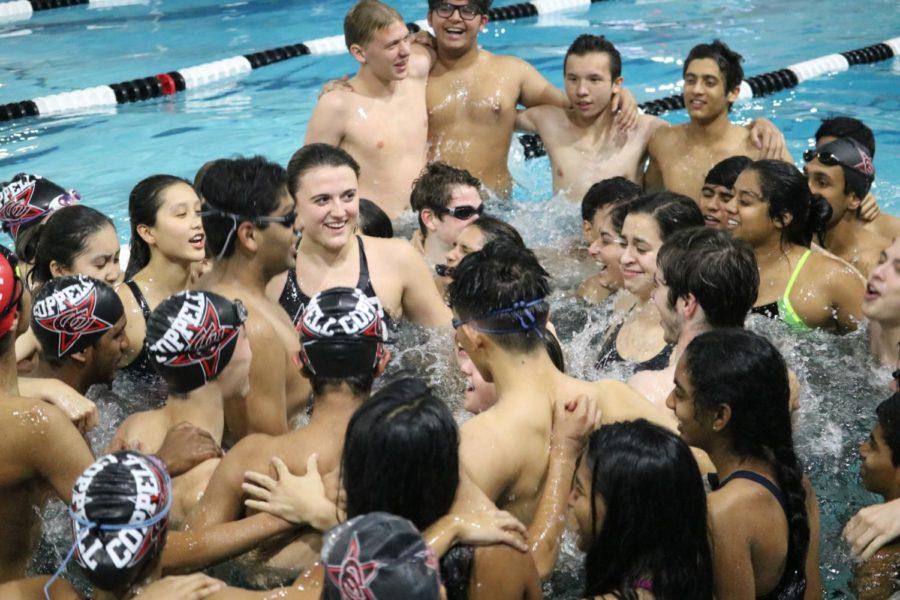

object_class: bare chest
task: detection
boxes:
[427,68,517,131]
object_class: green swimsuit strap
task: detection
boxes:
[777,249,813,331]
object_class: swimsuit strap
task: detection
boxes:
[777,249,812,331]
[719,470,789,516]
[355,235,371,290]
[125,279,152,321]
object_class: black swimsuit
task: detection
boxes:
[751,302,780,319]
[279,236,394,331]
[595,321,673,373]
[122,280,156,376]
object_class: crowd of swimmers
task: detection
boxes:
[0,0,898,598]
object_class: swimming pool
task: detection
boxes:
[3,0,899,596]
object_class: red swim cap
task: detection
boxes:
[0,245,22,338]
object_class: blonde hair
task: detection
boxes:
[344,0,405,51]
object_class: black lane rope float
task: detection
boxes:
[0,0,147,23]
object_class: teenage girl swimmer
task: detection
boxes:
[595,192,703,373]
[730,160,864,333]
[864,238,900,369]
[569,420,714,599]
[438,214,525,296]
[667,329,823,599]
[268,143,450,330]
[118,175,206,379]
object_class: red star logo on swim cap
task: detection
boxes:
[325,533,381,600]
[0,180,43,238]
[165,298,239,380]
[854,149,875,177]
[36,288,114,356]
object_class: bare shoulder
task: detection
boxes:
[809,250,864,288]
[314,87,354,114]
[222,433,275,471]
[471,544,538,595]
[409,43,434,79]
[648,121,681,150]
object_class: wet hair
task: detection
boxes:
[471,214,524,248]
[564,34,622,80]
[657,227,759,328]
[625,192,705,242]
[199,156,288,259]
[544,329,566,372]
[29,205,115,288]
[684,40,744,109]
[583,420,714,599]
[448,240,551,353]
[875,393,900,468]
[342,376,459,531]
[745,159,831,247]
[609,197,635,235]
[125,175,193,279]
[428,0,491,13]
[815,116,876,157]
[344,0,404,50]
[193,159,222,193]
[287,143,361,199]
[683,329,809,598]
[581,177,641,223]
[704,155,753,189]
[410,162,483,237]
[358,198,393,238]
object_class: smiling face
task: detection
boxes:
[619,213,663,300]
[258,189,301,273]
[564,52,622,120]
[445,222,486,269]
[63,223,121,286]
[144,182,206,265]
[353,20,412,81]
[665,355,713,450]
[683,58,739,123]
[729,169,780,247]
[587,207,626,291]
[652,271,681,345]
[863,239,900,325]
[430,185,483,246]
[456,345,496,414]
[428,1,487,55]
[568,457,604,552]
[699,183,735,231]
[296,165,360,252]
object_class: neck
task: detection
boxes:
[753,235,793,271]
[488,346,559,400]
[30,359,90,395]
[705,440,770,481]
[825,210,865,253]
[437,44,479,69]
[138,251,193,293]
[309,384,367,423]
[572,102,616,132]
[298,234,355,270]
[354,66,399,97]
[674,318,713,358]
[869,320,900,367]
[208,251,272,292]
[686,110,732,140]
[0,343,18,396]
[95,564,162,600]
[882,482,900,503]
[423,235,451,268]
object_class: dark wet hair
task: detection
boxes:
[704,156,753,189]
[581,177,641,223]
[876,393,900,468]
[583,420,713,599]
[448,240,551,353]
[609,197,635,235]
[411,162,482,237]
[815,116,876,157]
[428,0,491,13]
[657,227,758,328]
[29,205,115,288]
[745,159,831,247]
[684,329,809,598]
[625,192,705,242]
[471,214,524,248]
[286,143,360,199]
[358,198,393,238]
[684,40,744,109]
[193,159,222,193]
[125,175,193,279]
[564,34,622,79]
[342,376,459,531]
[199,156,288,259]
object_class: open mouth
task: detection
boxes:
[464,378,475,392]
[576,101,593,111]
[189,233,205,248]
[864,283,882,302]
[324,221,347,232]
[689,99,706,110]
[726,218,740,230]
[444,27,465,39]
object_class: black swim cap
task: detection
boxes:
[807,138,876,199]
[146,291,247,394]
[299,288,385,379]
[31,275,124,358]
[0,173,79,239]
[70,452,171,591]
[321,512,441,600]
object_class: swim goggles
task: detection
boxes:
[433,2,482,20]
[434,203,484,220]
[200,203,298,259]
[452,297,548,337]
[803,149,846,168]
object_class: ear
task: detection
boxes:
[49,261,67,278]
[582,220,594,243]
[70,347,89,366]
[479,14,489,31]
[681,292,700,320]
[426,11,434,29]
[726,84,741,105]
[136,223,157,247]
[421,208,440,234]
[612,76,624,94]
[773,211,794,230]
[847,193,862,211]
[349,43,366,65]
[235,221,258,253]
[712,403,732,432]
[375,348,392,376]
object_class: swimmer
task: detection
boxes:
[646,41,791,201]
[852,393,900,599]
[188,288,391,579]
[577,177,641,305]
[409,162,484,270]
[570,421,714,598]
[357,197,393,238]
[269,144,451,331]
[699,155,752,230]
[425,3,638,198]
[111,291,252,524]
[730,160,864,332]
[596,193,704,373]
[118,175,206,381]
[438,213,523,296]
[199,156,309,441]
[628,227,759,408]
[864,239,900,369]
[304,0,434,217]
[666,329,822,598]
[805,138,887,276]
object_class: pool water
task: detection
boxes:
[3,0,899,597]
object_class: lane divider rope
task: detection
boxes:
[0,0,146,23]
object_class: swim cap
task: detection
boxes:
[31,275,124,358]
[299,288,385,379]
[321,512,441,600]
[70,452,171,591]
[145,291,247,394]
[0,173,79,239]
[808,138,876,198]
[0,245,22,338]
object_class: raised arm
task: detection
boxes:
[516,58,568,109]
[515,107,540,134]
[398,242,452,328]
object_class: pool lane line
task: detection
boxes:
[518,37,900,159]
[0,0,144,23]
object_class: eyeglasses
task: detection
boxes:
[434,2,482,20]
[435,203,484,220]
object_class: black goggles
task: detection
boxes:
[803,149,843,167]
[434,2,482,20]
[435,203,484,220]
